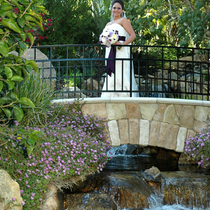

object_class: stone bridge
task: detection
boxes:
[53,98,210,153]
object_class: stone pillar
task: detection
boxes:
[158,122,168,148]
[119,119,129,144]
[176,127,187,152]
[139,119,150,146]
[129,118,139,145]
[108,120,120,146]
[166,125,179,150]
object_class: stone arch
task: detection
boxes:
[52,98,210,153]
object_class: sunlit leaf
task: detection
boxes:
[26,64,32,73]
[5,66,13,79]
[26,145,34,155]
[0,2,13,11]
[27,137,36,145]
[20,32,27,41]
[27,32,34,45]
[10,92,18,100]
[2,108,11,119]
[31,130,43,135]
[0,81,3,92]
[13,106,24,122]
[19,97,35,107]
[26,60,39,72]
[0,41,9,57]
[5,80,14,90]
[1,19,21,33]
[11,75,24,82]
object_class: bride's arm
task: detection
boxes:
[114,18,136,46]
[122,19,136,45]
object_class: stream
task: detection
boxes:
[64,145,210,210]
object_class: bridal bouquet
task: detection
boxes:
[99,28,119,47]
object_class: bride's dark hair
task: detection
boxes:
[111,0,124,10]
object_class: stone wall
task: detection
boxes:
[52,98,210,153]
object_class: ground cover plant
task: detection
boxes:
[0,100,111,209]
[184,127,210,169]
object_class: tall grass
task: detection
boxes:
[14,72,55,126]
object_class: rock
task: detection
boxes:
[10,49,56,80]
[76,171,154,209]
[0,170,23,210]
[144,166,161,182]
[83,78,102,91]
[169,56,201,70]
[41,185,64,210]
[83,78,103,97]
[163,105,179,125]
[57,86,87,99]
[65,193,117,210]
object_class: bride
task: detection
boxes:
[101,0,139,97]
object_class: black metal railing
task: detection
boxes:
[31,44,210,100]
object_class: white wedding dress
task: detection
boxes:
[101,23,139,97]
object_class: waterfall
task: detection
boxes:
[144,172,210,210]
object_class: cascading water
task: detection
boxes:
[64,145,210,210]
[105,145,210,210]
[105,144,179,171]
[143,171,210,210]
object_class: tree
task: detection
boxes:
[41,0,98,45]
[126,0,210,48]
[0,0,47,123]
[91,0,111,41]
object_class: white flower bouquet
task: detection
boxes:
[99,28,119,47]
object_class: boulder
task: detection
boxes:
[76,171,154,209]
[0,170,23,210]
[58,86,87,99]
[65,193,117,210]
[143,166,161,182]
[41,185,64,210]
[10,48,56,80]
[83,78,102,91]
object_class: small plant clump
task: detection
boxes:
[184,127,210,169]
[0,101,111,209]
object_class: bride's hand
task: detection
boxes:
[114,41,122,45]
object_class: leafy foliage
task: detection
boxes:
[126,0,210,48]
[0,0,47,123]
[41,0,97,45]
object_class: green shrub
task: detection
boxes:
[0,0,47,123]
